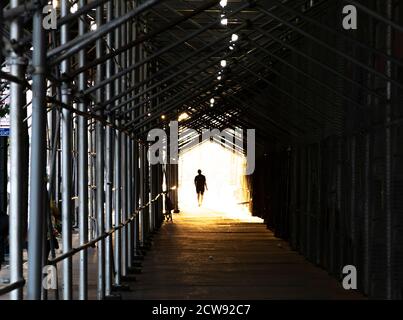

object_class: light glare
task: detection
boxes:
[220,0,228,8]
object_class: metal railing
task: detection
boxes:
[0,191,165,298]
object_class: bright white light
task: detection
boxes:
[178,112,190,122]
[220,16,228,25]
[229,45,234,50]
[52,0,59,9]
[217,75,222,81]
[70,3,78,13]
[147,113,151,117]
[220,0,228,8]
[91,22,97,31]
[178,140,262,222]
[220,59,227,68]
[231,33,239,42]
[210,98,215,104]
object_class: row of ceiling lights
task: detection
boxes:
[211,0,239,108]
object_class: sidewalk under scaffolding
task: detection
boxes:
[121,209,364,300]
[0,208,366,300]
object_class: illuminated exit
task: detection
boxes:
[178,140,262,222]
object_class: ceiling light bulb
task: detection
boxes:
[217,76,222,80]
[221,18,228,25]
[220,0,228,8]
[220,60,227,67]
[231,33,239,42]
[210,98,215,104]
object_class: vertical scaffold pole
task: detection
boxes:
[139,144,145,246]
[113,0,122,287]
[61,0,73,300]
[126,3,134,270]
[385,0,393,300]
[95,3,105,300]
[78,0,89,300]
[8,0,26,301]
[104,0,114,297]
[120,0,128,277]
[27,1,47,300]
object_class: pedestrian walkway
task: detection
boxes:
[122,209,364,300]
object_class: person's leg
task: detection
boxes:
[200,192,203,205]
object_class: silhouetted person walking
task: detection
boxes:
[194,169,207,207]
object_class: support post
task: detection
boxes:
[77,0,89,301]
[61,0,73,300]
[27,1,47,300]
[104,0,114,297]
[8,0,26,300]
[95,3,105,300]
[113,0,122,287]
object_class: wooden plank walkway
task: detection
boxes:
[122,209,364,300]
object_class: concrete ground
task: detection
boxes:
[0,208,365,300]
[122,209,364,300]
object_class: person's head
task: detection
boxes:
[197,169,201,174]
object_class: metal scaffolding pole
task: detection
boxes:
[27,1,47,300]
[113,0,122,286]
[133,141,140,257]
[8,0,26,301]
[126,6,135,269]
[121,130,128,277]
[139,144,145,246]
[77,0,89,300]
[66,0,221,80]
[112,42,231,116]
[120,0,128,278]
[48,0,163,64]
[385,0,393,300]
[149,162,155,232]
[60,0,73,300]
[127,135,133,269]
[95,3,105,300]
[104,0,114,297]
